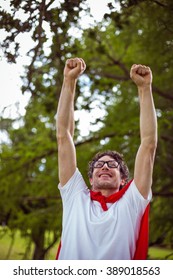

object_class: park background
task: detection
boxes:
[0,0,173,260]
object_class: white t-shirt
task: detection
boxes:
[58,168,151,260]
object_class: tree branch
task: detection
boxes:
[92,70,173,101]
[26,0,46,95]
[153,192,173,197]
[45,0,55,10]
[153,86,173,101]
[151,0,168,8]
[161,135,173,143]
[92,71,129,81]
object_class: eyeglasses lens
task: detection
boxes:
[94,161,118,168]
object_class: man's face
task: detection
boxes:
[90,155,125,194]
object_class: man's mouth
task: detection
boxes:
[99,173,112,178]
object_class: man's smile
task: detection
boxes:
[99,172,112,178]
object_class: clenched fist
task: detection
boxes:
[64,57,86,80]
[130,64,152,87]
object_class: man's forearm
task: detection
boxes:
[57,77,76,138]
[138,85,157,147]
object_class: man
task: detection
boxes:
[56,58,157,260]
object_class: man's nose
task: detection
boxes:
[102,162,109,169]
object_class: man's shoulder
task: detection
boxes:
[58,168,89,201]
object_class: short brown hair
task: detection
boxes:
[88,150,129,185]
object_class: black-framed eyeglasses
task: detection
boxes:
[93,160,119,169]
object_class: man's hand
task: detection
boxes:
[64,57,86,80]
[130,64,152,88]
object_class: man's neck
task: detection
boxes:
[92,188,119,197]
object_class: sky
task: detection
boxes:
[0,0,118,137]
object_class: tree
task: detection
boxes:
[0,0,89,259]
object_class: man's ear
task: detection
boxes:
[120,178,126,187]
[89,178,93,186]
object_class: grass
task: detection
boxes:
[148,246,173,260]
[0,227,173,260]
[0,227,58,260]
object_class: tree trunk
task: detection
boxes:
[32,228,46,260]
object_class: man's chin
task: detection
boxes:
[96,183,117,190]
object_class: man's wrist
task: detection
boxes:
[137,84,152,93]
[63,76,77,87]
[63,75,77,83]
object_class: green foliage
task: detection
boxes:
[0,0,173,258]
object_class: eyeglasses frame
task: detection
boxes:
[93,160,119,169]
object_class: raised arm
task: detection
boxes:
[56,58,86,186]
[130,64,157,198]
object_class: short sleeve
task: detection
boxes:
[124,179,152,216]
[58,168,88,203]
